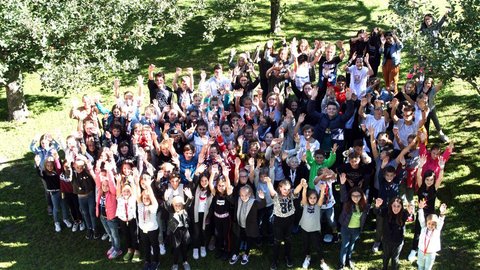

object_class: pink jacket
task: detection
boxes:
[95,170,117,220]
[419,142,451,180]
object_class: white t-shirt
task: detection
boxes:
[138,202,159,233]
[394,119,419,150]
[347,66,369,98]
[364,114,387,138]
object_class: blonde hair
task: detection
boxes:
[172,195,185,206]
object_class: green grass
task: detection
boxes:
[0,0,479,269]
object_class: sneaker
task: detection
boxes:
[241,254,249,265]
[270,262,278,270]
[323,234,333,243]
[72,222,79,232]
[302,256,311,269]
[63,219,72,228]
[101,233,110,241]
[132,251,141,262]
[160,243,166,255]
[108,249,123,260]
[171,264,179,270]
[85,229,93,240]
[200,246,207,257]
[320,259,330,270]
[286,257,293,268]
[372,241,381,253]
[79,222,86,231]
[192,248,199,260]
[93,231,101,240]
[54,222,61,232]
[439,132,449,143]
[123,251,134,261]
[407,250,417,262]
[107,246,115,256]
[183,261,191,270]
[229,254,239,265]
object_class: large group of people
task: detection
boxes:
[31,11,454,270]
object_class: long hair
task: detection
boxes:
[343,187,367,214]
[388,197,405,227]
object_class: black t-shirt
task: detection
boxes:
[418,183,437,215]
[147,80,173,107]
[318,56,342,87]
[338,163,370,192]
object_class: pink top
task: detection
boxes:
[95,170,117,220]
[419,142,451,181]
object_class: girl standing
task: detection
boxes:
[338,174,370,270]
[417,200,447,270]
[265,177,303,270]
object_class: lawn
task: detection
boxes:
[0,0,479,269]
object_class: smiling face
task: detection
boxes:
[391,200,403,214]
[326,104,338,118]
[308,193,318,206]
[239,188,251,202]
[425,174,435,187]
[351,191,362,204]
[278,182,291,197]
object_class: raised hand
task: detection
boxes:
[339,173,347,185]
[375,198,383,208]
[258,190,265,199]
[439,203,447,215]
[418,154,427,168]
[184,187,193,199]
[418,199,426,209]
[438,156,446,170]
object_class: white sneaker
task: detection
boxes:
[63,219,72,228]
[79,222,86,231]
[229,254,239,265]
[72,222,79,232]
[54,222,61,232]
[302,256,310,269]
[200,246,207,257]
[159,243,166,255]
[192,248,199,260]
[408,250,417,262]
[372,242,381,253]
[241,254,249,265]
[439,133,450,143]
[101,233,109,241]
[320,259,329,270]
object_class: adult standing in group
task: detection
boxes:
[148,64,174,109]
[206,64,231,97]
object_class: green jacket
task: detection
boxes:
[306,150,336,189]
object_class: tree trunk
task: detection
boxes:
[466,79,480,95]
[270,0,281,34]
[5,70,29,122]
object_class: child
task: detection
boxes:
[166,189,194,270]
[190,165,212,260]
[94,164,121,259]
[136,175,160,270]
[407,155,445,262]
[314,168,338,244]
[115,175,140,262]
[265,177,303,270]
[374,197,414,270]
[254,161,275,246]
[338,176,370,270]
[298,179,328,270]
[306,141,338,189]
[229,185,266,265]
[416,200,447,270]
[34,153,62,232]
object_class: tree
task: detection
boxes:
[0,0,252,121]
[385,0,480,93]
[270,0,282,34]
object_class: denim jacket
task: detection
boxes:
[380,41,404,66]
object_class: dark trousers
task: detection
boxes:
[302,229,324,259]
[120,219,139,250]
[172,228,189,264]
[140,229,159,263]
[214,216,231,253]
[425,107,442,138]
[258,205,273,242]
[62,192,82,221]
[192,212,211,248]
[382,240,404,270]
[232,227,255,255]
[272,215,294,263]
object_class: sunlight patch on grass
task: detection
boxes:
[79,260,103,265]
[0,261,16,268]
[0,201,25,206]
[454,194,480,203]
[0,216,26,222]
[0,241,29,248]
[0,181,14,190]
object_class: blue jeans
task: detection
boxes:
[78,192,97,231]
[100,216,121,251]
[49,191,61,223]
[339,226,361,266]
[417,250,436,270]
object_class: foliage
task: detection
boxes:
[384,0,480,93]
[0,0,253,93]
